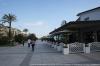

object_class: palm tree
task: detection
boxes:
[23,29,28,34]
[1,13,16,42]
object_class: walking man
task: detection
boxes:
[31,40,35,51]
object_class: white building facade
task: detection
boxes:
[77,7,100,21]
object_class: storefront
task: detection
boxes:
[49,20,100,44]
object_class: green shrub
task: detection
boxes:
[27,33,37,41]
[14,34,24,44]
[0,36,9,46]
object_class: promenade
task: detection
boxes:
[0,40,100,66]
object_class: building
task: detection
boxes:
[0,25,22,37]
[0,25,8,36]
[49,7,100,44]
[77,7,100,21]
[11,28,22,36]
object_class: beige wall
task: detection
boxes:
[0,27,22,37]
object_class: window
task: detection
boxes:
[84,17,89,21]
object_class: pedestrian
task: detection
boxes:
[28,39,31,47]
[31,40,35,51]
[22,40,25,46]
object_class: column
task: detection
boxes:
[79,32,84,43]
[93,31,98,42]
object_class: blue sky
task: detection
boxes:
[0,0,100,38]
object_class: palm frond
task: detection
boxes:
[1,13,16,23]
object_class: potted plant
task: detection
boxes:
[63,44,68,48]
[57,43,62,51]
[84,43,90,53]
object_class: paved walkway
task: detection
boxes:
[30,40,100,66]
[0,43,32,66]
[0,40,100,66]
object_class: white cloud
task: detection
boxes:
[23,21,48,28]
[12,21,51,38]
[13,21,48,29]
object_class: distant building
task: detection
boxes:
[0,25,22,37]
[11,28,22,36]
[77,7,100,21]
[0,25,8,36]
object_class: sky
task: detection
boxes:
[0,0,100,38]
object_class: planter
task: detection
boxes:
[84,46,90,53]
[63,48,69,55]
[51,44,54,48]
[57,45,62,51]
[84,44,90,53]
[54,45,57,49]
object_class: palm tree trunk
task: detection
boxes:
[9,21,11,45]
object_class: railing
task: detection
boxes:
[44,41,100,55]
[89,42,100,52]
[69,42,85,53]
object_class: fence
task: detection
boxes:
[89,42,100,52]
[69,42,85,53]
